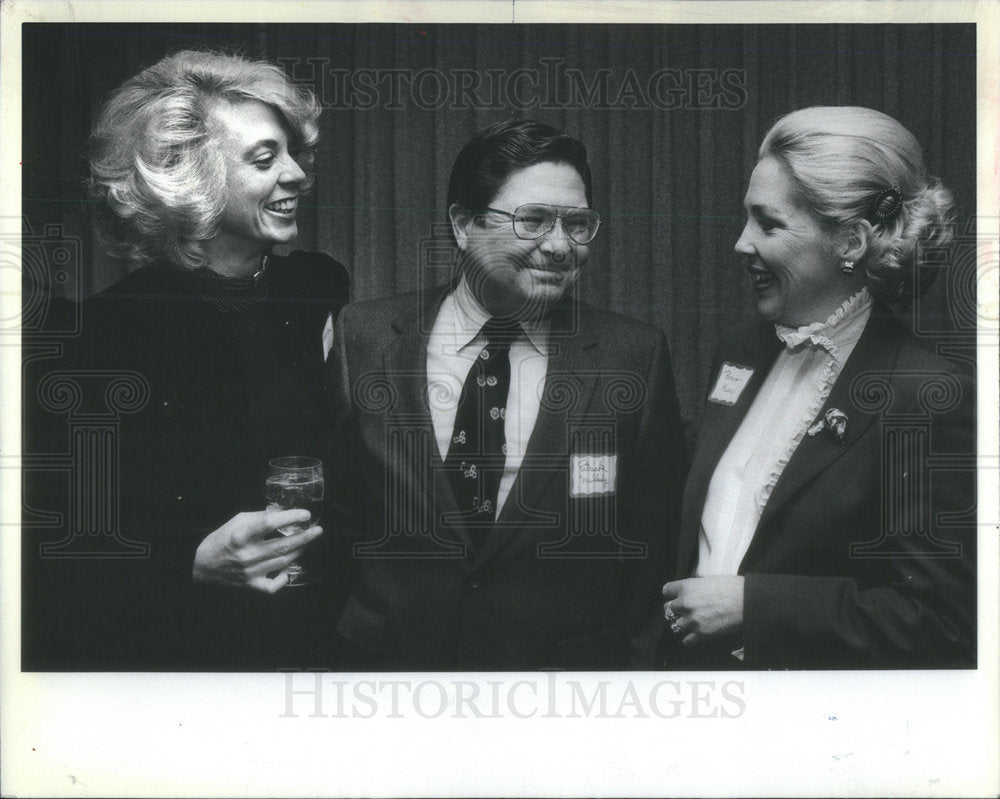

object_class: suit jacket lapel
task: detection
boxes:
[677,318,782,576]
[381,282,477,554]
[741,307,904,565]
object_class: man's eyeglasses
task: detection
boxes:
[479,203,601,245]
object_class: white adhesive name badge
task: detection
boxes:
[570,454,617,497]
[708,362,755,406]
[322,312,334,362]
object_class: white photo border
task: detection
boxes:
[1,1,997,797]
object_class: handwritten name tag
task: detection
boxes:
[322,312,334,362]
[570,454,617,497]
[708,362,754,406]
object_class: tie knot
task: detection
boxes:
[481,318,521,345]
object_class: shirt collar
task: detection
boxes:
[450,276,491,350]
[450,275,548,356]
[775,287,873,360]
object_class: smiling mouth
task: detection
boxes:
[530,264,568,273]
[527,254,576,274]
[748,266,775,292]
[527,265,578,284]
[264,197,298,217]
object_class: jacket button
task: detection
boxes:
[469,579,480,590]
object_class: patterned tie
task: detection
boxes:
[445,318,518,550]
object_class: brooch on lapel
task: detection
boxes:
[807,407,849,444]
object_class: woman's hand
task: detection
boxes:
[192,509,323,593]
[662,576,745,647]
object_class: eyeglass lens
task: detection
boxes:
[513,204,599,244]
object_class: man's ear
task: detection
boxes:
[449,204,473,252]
[841,219,873,265]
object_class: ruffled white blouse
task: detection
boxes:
[695,288,874,577]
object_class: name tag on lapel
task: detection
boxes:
[570,454,617,497]
[322,312,334,362]
[708,362,754,406]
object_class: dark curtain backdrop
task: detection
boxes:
[22,23,976,419]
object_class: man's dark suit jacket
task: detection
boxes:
[325,283,687,670]
[667,306,976,669]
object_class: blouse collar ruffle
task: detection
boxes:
[775,287,873,357]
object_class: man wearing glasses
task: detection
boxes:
[324,119,686,670]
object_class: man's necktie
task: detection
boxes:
[444,318,518,550]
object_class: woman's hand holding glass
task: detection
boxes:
[192,509,323,593]
[265,456,324,585]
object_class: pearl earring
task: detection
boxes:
[841,260,855,275]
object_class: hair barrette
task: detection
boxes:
[867,186,904,222]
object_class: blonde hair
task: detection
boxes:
[760,106,954,301]
[89,49,321,269]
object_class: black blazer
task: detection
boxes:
[325,284,688,670]
[669,306,976,669]
[26,251,350,670]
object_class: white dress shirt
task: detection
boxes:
[696,288,874,577]
[426,277,549,518]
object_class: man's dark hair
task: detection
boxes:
[446,118,593,212]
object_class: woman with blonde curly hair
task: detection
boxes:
[661,106,975,669]
[74,50,349,669]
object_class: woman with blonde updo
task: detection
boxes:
[661,106,975,669]
[72,50,349,669]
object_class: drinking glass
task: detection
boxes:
[265,456,324,586]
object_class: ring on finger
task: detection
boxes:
[670,620,683,635]
[664,604,678,623]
